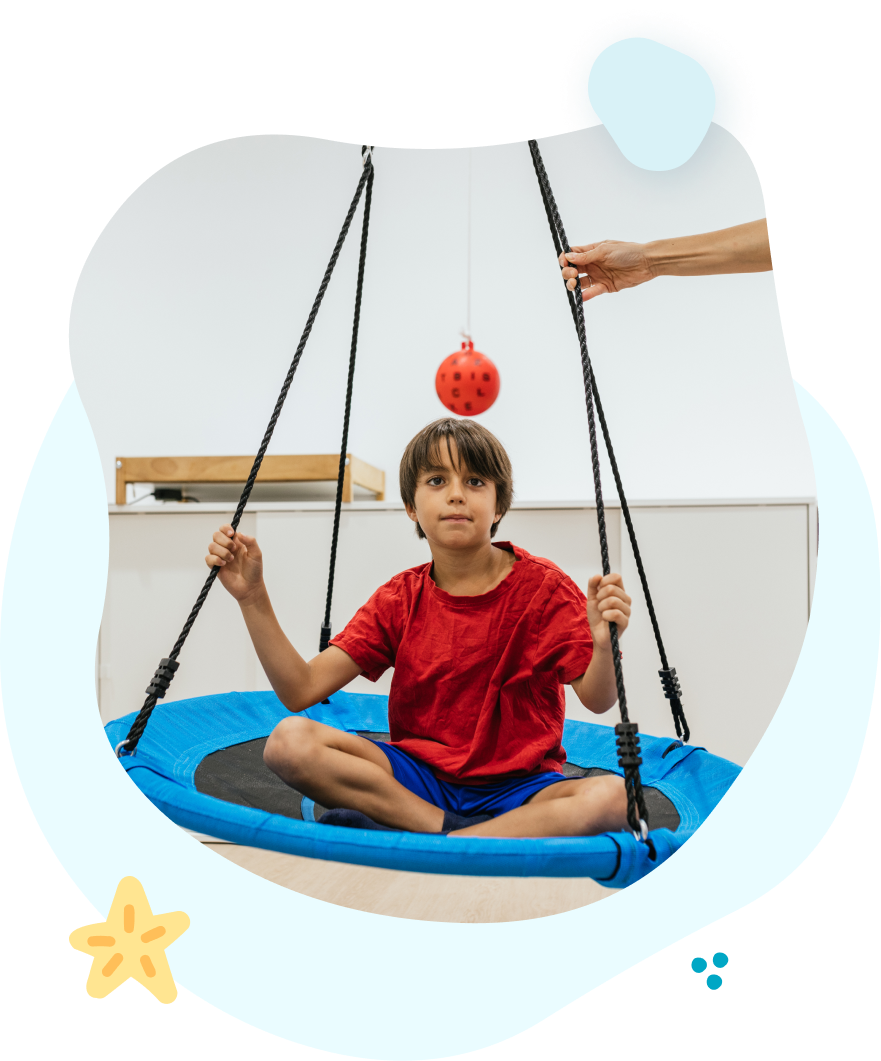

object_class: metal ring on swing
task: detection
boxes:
[633,819,649,843]
[115,739,132,758]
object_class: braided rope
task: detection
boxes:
[527,141,689,744]
[528,140,654,847]
[120,151,374,756]
[321,148,374,651]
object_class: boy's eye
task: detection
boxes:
[466,477,485,487]
[427,476,444,486]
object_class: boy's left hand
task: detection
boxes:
[586,573,632,648]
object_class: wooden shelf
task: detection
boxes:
[115,454,385,505]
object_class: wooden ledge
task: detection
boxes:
[115,454,385,505]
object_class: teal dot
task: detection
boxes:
[713,952,729,968]
[707,975,723,990]
[691,957,707,973]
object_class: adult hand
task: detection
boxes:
[206,524,265,603]
[586,573,632,648]
[559,241,653,302]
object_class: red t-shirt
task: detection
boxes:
[330,542,593,784]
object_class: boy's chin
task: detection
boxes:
[430,525,491,548]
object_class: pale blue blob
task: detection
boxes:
[692,957,708,973]
[707,974,723,990]
[589,38,715,171]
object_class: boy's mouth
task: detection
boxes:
[441,515,471,523]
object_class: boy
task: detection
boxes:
[206,418,632,837]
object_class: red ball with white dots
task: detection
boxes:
[435,340,500,416]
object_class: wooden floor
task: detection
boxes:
[204,842,617,922]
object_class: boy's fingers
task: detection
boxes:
[205,554,225,568]
[208,542,233,562]
[599,609,629,626]
[598,587,631,604]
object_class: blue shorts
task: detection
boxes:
[371,740,567,817]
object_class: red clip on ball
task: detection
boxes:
[435,341,500,417]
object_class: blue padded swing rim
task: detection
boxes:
[105,689,739,884]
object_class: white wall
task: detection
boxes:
[100,500,811,767]
[70,127,814,506]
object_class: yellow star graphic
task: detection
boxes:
[69,876,190,1003]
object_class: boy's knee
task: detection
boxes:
[578,774,629,829]
[263,716,321,779]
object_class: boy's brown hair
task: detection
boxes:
[399,418,514,539]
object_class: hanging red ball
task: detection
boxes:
[435,341,500,417]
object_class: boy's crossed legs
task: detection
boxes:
[264,716,629,838]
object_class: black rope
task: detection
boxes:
[527,141,689,744]
[119,149,375,756]
[320,147,374,655]
[528,139,654,852]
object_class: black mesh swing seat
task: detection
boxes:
[108,142,741,885]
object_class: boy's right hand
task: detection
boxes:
[206,524,265,603]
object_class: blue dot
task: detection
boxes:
[691,957,707,973]
[713,952,729,968]
[707,975,723,990]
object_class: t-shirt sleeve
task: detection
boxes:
[535,574,594,684]
[329,579,404,683]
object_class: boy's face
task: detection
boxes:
[405,440,501,550]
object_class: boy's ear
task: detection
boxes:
[404,503,419,523]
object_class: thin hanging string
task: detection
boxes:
[466,149,472,339]
[526,146,689,745]
[119,149,375,757]
[320,147,375,652]
[528,139,654,849]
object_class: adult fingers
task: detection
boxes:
[580,281,611,302]
[559,243,601,266]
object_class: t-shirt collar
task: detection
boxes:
[426,542,523,606]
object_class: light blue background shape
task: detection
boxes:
[589,38,716,170]
[0,380,876,1059]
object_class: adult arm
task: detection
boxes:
[559,219,771,301]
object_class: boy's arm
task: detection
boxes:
[570,644,619,714]
[207,524,362,711]
[569,573,631,714]
[239,590,361,710]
